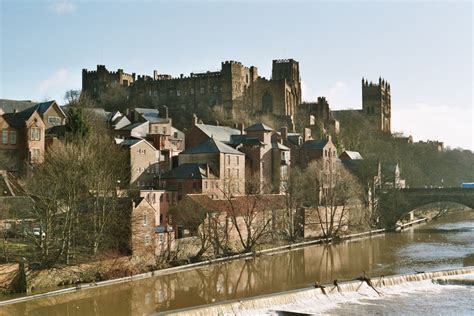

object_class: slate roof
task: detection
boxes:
[2,107,38,129]
[230,135,264,146]
[301,139,329,150]
[0,99,36,114]
[194,124,241,144]
[135,107,169,123]
[182,138,244,155]
[245,123,273,132]
[161,163,217,179]
[120,121,148,130]
[271,142,290,150]
[341,150,363,160]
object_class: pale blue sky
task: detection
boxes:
[0,0,472,150]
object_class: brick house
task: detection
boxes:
[118,138,160,188]
[0,107,45,172]
[161,163,221,199]
[298,135,338,169]
[121,197,157,261]
[178,137,245,197]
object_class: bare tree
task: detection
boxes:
[221,176,275,253]
[303,160,363,238]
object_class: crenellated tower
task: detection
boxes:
[362,77,391,133]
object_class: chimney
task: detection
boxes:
[206,164,210,177]
[238,123,245,135]
[280,127,288,141]
[163,105,169,119]
[289,116,295,132]
[13,109,17,114]
[327,134,332,143]
[132,200,136,209]
[215,120,219,126]
[192,113,198,126]
[153,70,159,80]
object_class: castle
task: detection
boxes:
[82,60,390,133]
[82,59,301,120]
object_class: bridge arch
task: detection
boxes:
[378,188,474,228]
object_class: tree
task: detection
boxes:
[280,166,305,241]
[221,176,275,253]
[169,197,213,262]
[302,160,363,239]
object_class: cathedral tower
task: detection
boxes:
[362,77,391,133]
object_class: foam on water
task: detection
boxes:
[166,267,474,315]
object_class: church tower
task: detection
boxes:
[362,77,391,133]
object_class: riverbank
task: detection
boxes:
[0,227,387,306]
[1,211,472,315]
[164,266,474,315]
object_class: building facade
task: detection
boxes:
[82,59,302,120]
[361,77,391,133]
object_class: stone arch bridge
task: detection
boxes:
[378,188,474,228]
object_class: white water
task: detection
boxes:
[169,268,474,315]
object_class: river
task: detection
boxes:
[1,210,473,315]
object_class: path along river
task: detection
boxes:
[1,210,473,315]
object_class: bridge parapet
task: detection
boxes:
[378,188,474,228]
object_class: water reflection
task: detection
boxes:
[2,211,472,316]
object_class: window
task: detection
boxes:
[162,127,167,134]
[173,132,178,138]
[177,90,181,97]
[190,88,194,95]
[227,168,230,177]
[7,131,16,145]
[2,130,7,144]
[145,234,150,245]
[236,169,239,178]
[200,87,205,94]
[30,148,40,163]
[143,214,148,226]
[204,181,208,189]
[159,234,164,242]
[227,155,230,165]
[48,116,62,126]
[236,156,239,165]
[213,86,217,93]
[31,127,41,141]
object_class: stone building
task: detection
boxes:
[332,77,392,133]
[298,135,338,170]
[82,59,302,120]
[0,107,45,172]
[118,138,160,188]
[361,77,391,133]
[82,65,136,99]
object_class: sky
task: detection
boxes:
[0,0,472,150]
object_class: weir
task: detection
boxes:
[164,267,474,315]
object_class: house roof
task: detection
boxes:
[341,150,363,160]
[0,99,36,114]
[182,137,244,155]
[120,121,148,131]
[230,135,264,147]
[194,123,241,144]
[161,163,217,180]
[272,142,290,150]
[135,107,169,123]
[119,138,156,150]
[2,107,38,129]
[245,123,273,132]
[301,139,329,150]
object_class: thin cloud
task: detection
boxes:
[392,103,473,151]
[303,81,348,106]
[49,1,77,15]
[37,68,69,95]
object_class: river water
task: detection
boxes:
[1,211,473,315]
